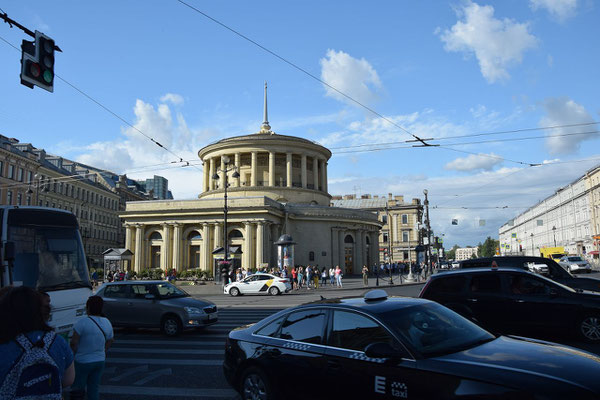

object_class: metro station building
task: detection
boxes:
[121,88,382,275]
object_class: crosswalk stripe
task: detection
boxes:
[100,385,237,397]
[106,358,223,365]
[109,348,223,355]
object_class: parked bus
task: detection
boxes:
[0,206,92,339]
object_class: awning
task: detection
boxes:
[588,250,599,256]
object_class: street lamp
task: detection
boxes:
[530,233,534,256]
[423,189,432,276]
[552,226,557,247]
[26,173,48,206]
[212,155,240,285]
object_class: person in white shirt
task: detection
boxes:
[70,296,114,400]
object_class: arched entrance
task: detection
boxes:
[148,231,162,269]
[187,231,202,269]
[344,234,354,274]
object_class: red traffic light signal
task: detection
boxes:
[20,31,55,92]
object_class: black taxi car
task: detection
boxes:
[223,290,600,400]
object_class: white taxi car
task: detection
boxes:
[224,273,291,296]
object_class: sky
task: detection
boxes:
[0,0,599,248]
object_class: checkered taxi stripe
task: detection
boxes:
[282,342,312,351]
[349,352,386,363]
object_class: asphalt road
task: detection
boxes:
[96,273,600,400]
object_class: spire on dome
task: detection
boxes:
[259,81,272,134]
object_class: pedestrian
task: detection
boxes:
[291,267,298,290]
[329,266,336,285]
[70,296,114,400]
[306,265,313,289]
[0,286,75,398]
[335,265,343,288]
[313,267,320,289]
[321,267,327,286]
[297,266,304,289]
[124,270,130,281]
[91,270,98,287]
[362,265,369,286]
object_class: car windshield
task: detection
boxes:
[567,257,583,262]
[382,303,495,357]
[155,282,188,299]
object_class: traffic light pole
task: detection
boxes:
[1,12,62,51]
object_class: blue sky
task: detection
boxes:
[0,0,598,247]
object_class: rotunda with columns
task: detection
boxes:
[121,85,381,276]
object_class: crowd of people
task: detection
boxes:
[227,264,349,289]
[0,287,113,400]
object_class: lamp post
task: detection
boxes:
[26,173,48,206]
[212,155,240,285]
[530,233,534,256]
[552,226,557,247]
[423,189,432,276]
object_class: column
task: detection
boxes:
[244,222,254,269]
[251,152,257,187]
[301,154,307,189]
[355,230,363,270]
[338,229,345,268]
[134,224,144,272]
[172,224,182,271]
[203,160,209,192]
[161,223,172,270]
[312,157,318,190]
[323,161,328,193]
[256,222,264,267]
[234,153,241,187]
[332,228,340,268]
[220,156,226,189]
[214,223,222,248]
[269,152,275,187]
[320,160,326,192]
[125,225,134,251]
[201,223,212,272]
[209,158,215,190]
[286,153,292,188]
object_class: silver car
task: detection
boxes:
[559,256,593,274]
[96,280,218,336]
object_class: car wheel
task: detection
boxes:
[230,287,240,297]
[240,366,273,400]
[268,286,280,296]
[579,315,600,342]
[161,315,182,337]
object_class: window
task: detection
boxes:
[7,191,13,205]
[17,168,23,182]
[255,316,286,337]
[382,233,388,243]
[0,161,3,176]
[309,251,315,261]
[131,284,156,299]
[402,214,408,224]
[427,276,466,294]
[509,275,551,295]
[402,231,409,242]
[104,284,130,298]
[17,193,22,205]
[279,309,326,344]
[7,165,14,179]
[27,171,33,183]
[381,215,388,224]
[330,310,396,351]
[469,275,501,293]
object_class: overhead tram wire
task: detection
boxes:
[176,0,436,147]
[0,34,201,174]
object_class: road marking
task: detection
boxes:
[106,358,223,365]
[100,385,237,397]
[113,340,224,346]
[109,348,223,355]
[109,365,148,382]
[133,368,172,386]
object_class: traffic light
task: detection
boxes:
[20,31,55,92]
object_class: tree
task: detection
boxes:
[446,245,459,260]
[479,237,499,258]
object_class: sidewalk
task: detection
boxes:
[176,273,427,296]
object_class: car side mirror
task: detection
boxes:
[364,342,406,359]
[145,294,156,300]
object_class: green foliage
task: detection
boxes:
[446,245,459,260]
[479,237,500,258]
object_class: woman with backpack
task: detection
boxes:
[0,286,75,399]
[70,296,114,400]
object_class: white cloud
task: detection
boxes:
[444,153,503,171]
[439,1,538,83]
[530,0,578,21]
[320,49,382,106]
[160,93,184,105]
[540,97,596,154]
[75,97,216,199]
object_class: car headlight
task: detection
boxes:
[571,264,579,268]
[184,307,203,314]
